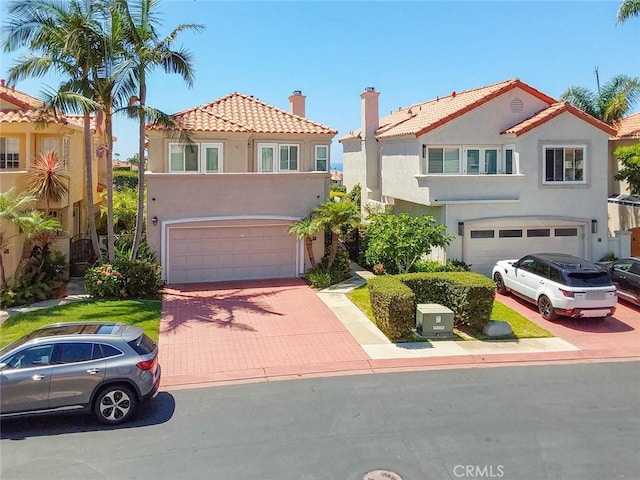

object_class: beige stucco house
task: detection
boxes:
[145,91,337,284]
[0,81,104,283]
[341,78,618,275]
[608,112,640,255]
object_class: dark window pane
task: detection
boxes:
[549,268,563,283]
[53,343,93,364]
[555,228,578,237]
[527,229,550,237]
[470,230,495,239]
[428,148,443,173]
[93,343,122,359]
[499,229,523,238]
[128,334,156,355]
[566,272,612,287]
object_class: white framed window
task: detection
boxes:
[464,147,501,174]
[0,137,20,169]
[503,145,516,174]
[543,145,586,184]
[427,147,460,174]
[315,145,329,171]
[279,144,299,171]
[168,142,223,173]
[258,142,301,172]
[62,137,70,169]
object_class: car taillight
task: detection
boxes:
[559,289,575,298]
[137,355,157,371]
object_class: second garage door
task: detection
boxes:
[465,223,585,276]
[167,224,298,284]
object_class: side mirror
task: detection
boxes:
[0,363,7,372]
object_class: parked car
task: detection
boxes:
[596,257,640,306]
[0,322,161,425]
[492,253,617,321]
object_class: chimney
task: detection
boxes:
[289,90,306,117]
[361,86,380,138]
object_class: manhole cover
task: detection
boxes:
[363,470,403,480]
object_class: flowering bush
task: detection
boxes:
[84,264,125,298]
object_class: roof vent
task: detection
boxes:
[510,98,524,113]
[451,91,456,98]
[292,90,302,96]
[365,87,376,92]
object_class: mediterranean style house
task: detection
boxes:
[0,80,104,283]
[341,78,619,275]
[608,112,640,256]
[145,91,337,284]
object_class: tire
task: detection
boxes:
[538,295,558,321]
[493,272,507,294]
[94,385,137,425]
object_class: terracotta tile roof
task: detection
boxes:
[615,112,640,138]
[502,102,617,137]
[340,79,557,142]
[0,83,90,128]
[148,92,337,135]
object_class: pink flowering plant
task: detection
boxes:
[84,263,125,298]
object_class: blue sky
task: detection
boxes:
[1,0,639,169]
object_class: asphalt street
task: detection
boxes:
[1,362,639,480]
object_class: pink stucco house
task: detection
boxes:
[145,91,336,284]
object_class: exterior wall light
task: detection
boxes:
[152,216,158,226]
[458,222,464,236]
[591,219,597,234]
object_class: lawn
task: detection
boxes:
[0,299,162,349]
[346,284,552,341]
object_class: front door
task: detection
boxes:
[0,344,54,413]
[631,227,640,257]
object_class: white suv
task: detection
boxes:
[492,253,617,320]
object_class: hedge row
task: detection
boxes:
[367,272,496,341]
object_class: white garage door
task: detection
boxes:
[167,224,298,284]
[466,224,584,276]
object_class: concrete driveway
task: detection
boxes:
[158,278,370,388]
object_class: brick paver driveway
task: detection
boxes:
[159,278,370,387]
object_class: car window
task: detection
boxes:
[517,257,535,272]
[548,267,563,284]
[92,343,123,359]
[127,334,156,355]
[532,260,550,278]
[566,272,612,287]
[613,261,633,273]
[51,342,94,364]
[3,344,53,369]
[629,263,640,275]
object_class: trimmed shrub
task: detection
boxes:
[85,263,124,298]
[367,272,496,341]
[304,268,332,289]
[113,169,138,190]
[304,247,352,288]
[368,276,415,341]
[412,259,470,273]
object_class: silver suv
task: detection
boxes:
[0,322,161,425]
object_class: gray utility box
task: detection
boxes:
[416,303,455,337]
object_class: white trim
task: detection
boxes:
[542,144,587,185]
[314,145,329,172]
[202,143,223,173]
[160,215,302,281]
[168,142,224,173]
[257,143,277,172]
[278,144,300,172]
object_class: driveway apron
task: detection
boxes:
[159,278,370,387]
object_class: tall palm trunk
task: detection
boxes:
[83,111,100,259]
[305,236,316,266]
[328,232,339,267]
[105,103,116,263]
[0,234,7,287]
[130,70,147,260]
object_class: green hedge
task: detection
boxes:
[368,272,495,341]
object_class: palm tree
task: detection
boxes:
[0,189,38,287]
[560,73,640,125]
[24,150,70,216]
[13,211,63,281]
[288,215,321,267]
[313,199,361,267]
[114,0,203,260]
[618,0,640,23]
[3,0,108,260]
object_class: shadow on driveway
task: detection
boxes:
[160,278,306,334]
[0,391,175,440]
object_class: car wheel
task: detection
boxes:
[538,295,558,321]
[94,385,137,425]
[493,272,507,294]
